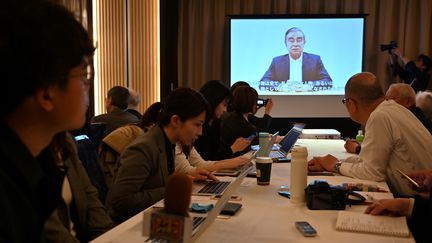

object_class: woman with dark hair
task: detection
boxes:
[194,80,234,160]
[44,132,113,242]
[219,86,261,159]
[229,81,274,132]
[105,88,216,223]
[98,102,162,188]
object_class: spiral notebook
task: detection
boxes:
[335,211,410,237]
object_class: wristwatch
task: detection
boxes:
[334,161,342,174]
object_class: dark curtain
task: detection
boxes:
[178,0,432,91]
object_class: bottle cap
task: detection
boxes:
[291,146,308,157]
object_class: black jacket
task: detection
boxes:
[219,112,257,159]
[194,119,222,161]
[0,121,64,242]
[408,194,432,243]
[409,106,432,135]
[395,61,430,92]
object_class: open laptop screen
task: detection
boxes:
[279,127,302,153]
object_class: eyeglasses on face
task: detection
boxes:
[341,97,351,104]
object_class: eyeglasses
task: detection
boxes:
[341,97,351,104]
[69,69,93,86]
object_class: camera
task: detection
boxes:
[305,180,365,210]
[257,98,269,108]
[380,41,398,53]
[305,180,348,210]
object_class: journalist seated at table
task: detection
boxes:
[345,83,432,154]
[365,169,432,243]
[105,88,216,223]
[219,86,260,159]
[308,72,432,197]
[44,133,113,242]
[416,91,432,121]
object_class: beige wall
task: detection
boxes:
[92,0,160,115]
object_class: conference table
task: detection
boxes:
[92,139,415,243]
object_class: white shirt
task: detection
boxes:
[175,144,215,173]
[289,54,303,82]
[339,100,432,196]
[61,175,76,236]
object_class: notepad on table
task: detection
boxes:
[335,211,410,237]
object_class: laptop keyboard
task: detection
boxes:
[269,150,285,158]
[192,217,205,230]
[198,181,230,194]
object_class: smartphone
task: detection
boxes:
[396,169,421,189]
[220,202,242,216]
[245,133,256,141]
[278,191,291,199]
[257,98,269,107]
[295,221,317,237]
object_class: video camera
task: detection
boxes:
[380,41,398,53]
[257,98,269,108]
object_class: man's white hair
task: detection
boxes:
[416,91,432,120]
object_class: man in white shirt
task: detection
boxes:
[308,72,432,196]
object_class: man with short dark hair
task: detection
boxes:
[0,1,95,241]
[260,27,332,91]
[308,72,432,197]
[91,86,140,135]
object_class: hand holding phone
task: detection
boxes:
[396,169,421,189]
[245,133,256,141]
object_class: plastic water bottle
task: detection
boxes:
[356,130,364,143]
[258,132,269,157]
[290,146,308,203]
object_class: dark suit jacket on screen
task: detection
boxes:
[261,52,332,86]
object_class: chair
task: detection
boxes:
[89,122,107,149]
[74,135,108,203]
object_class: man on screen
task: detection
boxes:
[260,27,332,91]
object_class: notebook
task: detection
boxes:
[269,124,304,162]
[335,211,410,237]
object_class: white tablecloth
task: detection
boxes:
[92,139,414,243]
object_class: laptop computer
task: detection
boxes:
[269,125,304,162]
[190,163,249,240]
[192,148,257,195]
[143,166,249,240]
